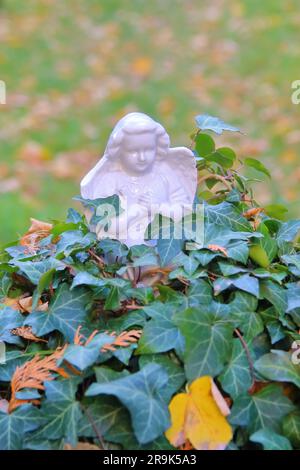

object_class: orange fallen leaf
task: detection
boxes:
[4,296,48,313]
[20,217,53,253]
[165,376,232,450]
[243,207,264,219]
[19,297,49,313]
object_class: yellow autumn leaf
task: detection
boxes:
[166,393,189,448]
[165,376,232,450]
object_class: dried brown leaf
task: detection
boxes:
[20,217,53,253]
[207,244,228,257]
[100,330,142,353]
[243,207,264,219]
[10,326,48,343]
[64,442,101,451]
[9,346,68,412]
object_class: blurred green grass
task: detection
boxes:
[0,0,299,243]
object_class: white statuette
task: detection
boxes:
[80,112,197,247]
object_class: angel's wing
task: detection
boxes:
[80,155,119,199]
[162,147,197,204]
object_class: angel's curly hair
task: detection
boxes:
[105,112,170,161]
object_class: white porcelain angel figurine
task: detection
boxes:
[80,112,197,247]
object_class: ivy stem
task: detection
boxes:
[88,249,105,269]
[234,328,255,388]
[80,404,106,450]
[189,129,200,150]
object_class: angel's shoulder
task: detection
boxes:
[93,170,121,198]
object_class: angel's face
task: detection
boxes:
[121,132,157,175]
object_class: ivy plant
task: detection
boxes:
[0,115,299,450]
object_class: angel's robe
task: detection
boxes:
[89,167,189,246]
[91,168,169,206]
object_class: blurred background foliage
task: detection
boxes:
[0,0,299,243]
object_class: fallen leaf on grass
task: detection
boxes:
[18,141,51,166]
[132,57,153,77]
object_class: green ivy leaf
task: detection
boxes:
[219,338,253,399]
[230,290,258,312]
[0,405,44,450]
[205,202,252,232]
[195,114,240,135]
[0,350,29,381]
[218,262,248,277]
[98,239,128,258]
[55,230,95,256]
[254,350,300,387]
[282,411,300,448]
[286,283,300,313]
[229,384,295,433]
[0,274,12,299]
[31,379,82,447]
[26,283,90,341]
[229,291,263,340]
[129,245,159,267]
[260,280,288,316]
[264,204,288,221]
[136,302,184,355]
[139,354,185,402]
[104,285,121,311]
[186,279,213,307]
[85,363,170,444]
[12,258,65,285]
[156,285,188,310]
[66,208,83,224]
[206,147,236,169]
[74,194,123,228]
[249,223,278,268]
[157,230,184,267]
[175,303,233,380]
[63,333,115,370]
[78,395,128,440]
[244,158,271,179]
[195,133,215,156]
[0,409,25,450]
[214,274,259,298]
[250,428,292,450]
[0,307,24,344]
[277,220,300,243]
[227,241,250,264]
